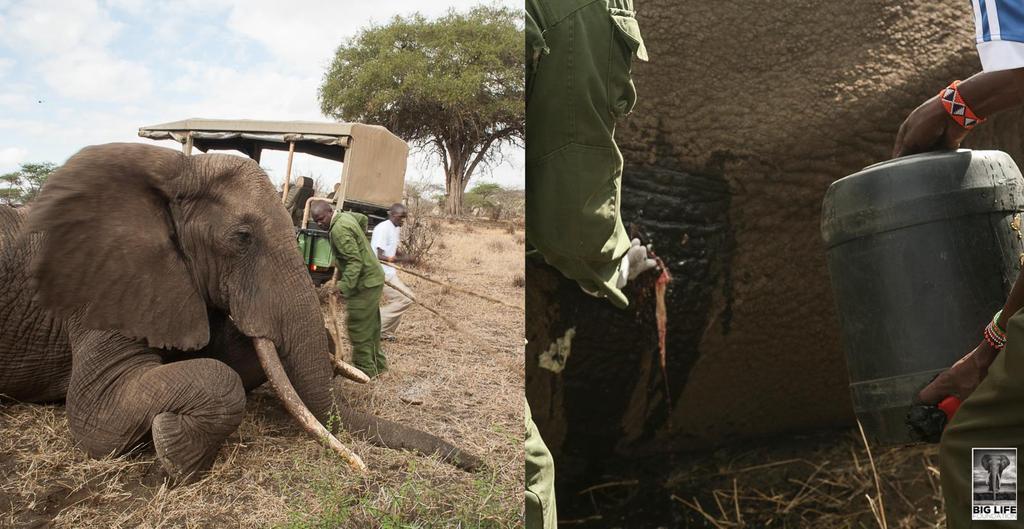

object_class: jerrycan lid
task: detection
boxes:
[821,149,1024,248]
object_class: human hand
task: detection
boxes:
[626,238,657,280]
[892,95,969,159]
[917,340,999,405]
[616,238,658,288]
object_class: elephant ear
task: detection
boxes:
[26,143,209,350]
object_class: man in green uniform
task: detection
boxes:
[524,1,653,527]
[311,202,387,378]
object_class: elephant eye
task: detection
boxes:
[230,227,253,248]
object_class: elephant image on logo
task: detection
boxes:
[972,448,1018,520]
[982,453,1012,494]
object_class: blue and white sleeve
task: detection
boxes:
[973,0,1024,71]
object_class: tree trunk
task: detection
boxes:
[445,171,463,216]
[444,154,469,216]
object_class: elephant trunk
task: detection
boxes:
[253,338,367,472]
[236,259,481,472]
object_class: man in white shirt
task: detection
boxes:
[371,203,414,340]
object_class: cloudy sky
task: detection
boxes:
[0,0,523,191]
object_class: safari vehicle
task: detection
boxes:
[139,119,408,283]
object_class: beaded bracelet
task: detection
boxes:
[984,310,1008,350]
[993,310,1006,337]
[938,80,986,130]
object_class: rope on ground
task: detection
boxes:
[385,279,502,353]
[389,263,522,310]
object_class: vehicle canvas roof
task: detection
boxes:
[138,118,408,208]
[140,118,363,137]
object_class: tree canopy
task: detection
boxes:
[0,162,58,206]
[464,182,524,220]
[319,5,523,215]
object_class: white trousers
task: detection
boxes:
[381,275,415,336]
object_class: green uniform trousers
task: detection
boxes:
[526,402,557,529]
[526,0,648,308]
[346,283,386,377]
[941,310,1024,527]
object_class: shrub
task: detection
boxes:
[400,218,448,267]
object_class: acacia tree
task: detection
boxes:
[319,6,523,215]
[0,172,20,206]
[0,162,58,205]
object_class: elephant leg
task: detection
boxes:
[67,331,246,485]
[146,359,247,484]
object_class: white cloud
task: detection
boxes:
[0,0,121,55]
[104,0,147,14]
[0,0,523,187]
[0,79,36,109]
[40,49,152,101]
[166,61,322,119]
[0,92,33,108]
[219,0,521,75]
[0,0,152,102]
[0,146,28,171]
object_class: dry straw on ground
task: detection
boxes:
[560,429,944,528]
[665,432,945,529]
[0,223,525,528]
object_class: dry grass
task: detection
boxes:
[664,432,945,528]
[486,240,506,253]
[0,223,524,528]
[558,430,945,528]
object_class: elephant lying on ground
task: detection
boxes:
[0,143,478,484]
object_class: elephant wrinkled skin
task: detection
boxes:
[526,0,1024,503]
[0,143,478,484]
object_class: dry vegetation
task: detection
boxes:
[562,429,944,528]
[0,223,525,528]
[666,434,943,528]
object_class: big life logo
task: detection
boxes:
[973,448,1018,520]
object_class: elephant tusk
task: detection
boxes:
[252,337,368,473]
[332,355,370,384]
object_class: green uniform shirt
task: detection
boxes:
[329,212,384,298]
[525,0,648,308]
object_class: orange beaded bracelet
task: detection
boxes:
[938,80,986,130]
